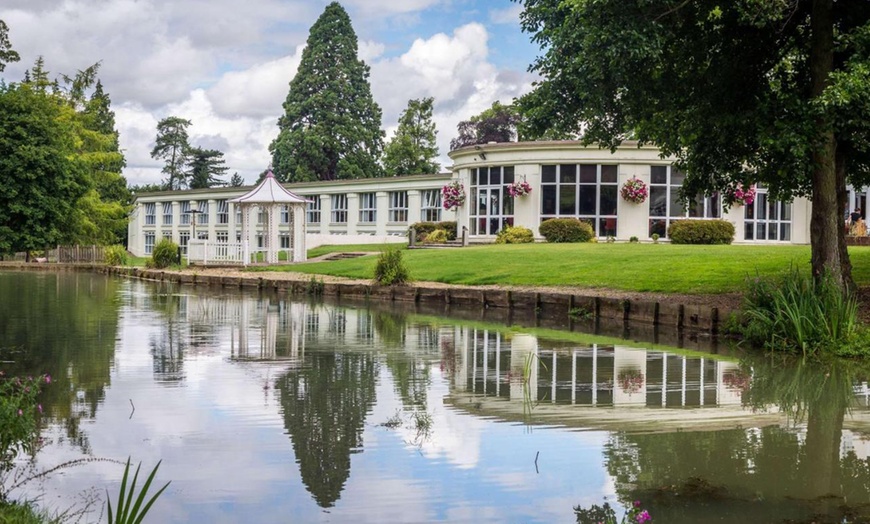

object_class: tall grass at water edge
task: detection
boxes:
[742,269,863,356]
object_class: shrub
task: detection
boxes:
[150,239,179,269]
[495,226,534,244]
[424,229,448,244]
[668,220,734,244]
[742,269,862,356]
[410,221,457,242]
[1,374,49,472]
[629,236,639,243]
[374,247,410,286]
[539,218,594,243]
[104,245,129,266]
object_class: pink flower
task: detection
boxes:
[37,404,43,413]
[17,409,22,416]
[633,500,641,508]
[44,374,51,384]
[636,510,651,523]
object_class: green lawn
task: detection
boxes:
[307,243,407,259]
[251,243,870,294]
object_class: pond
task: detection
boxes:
[2,270,870,523]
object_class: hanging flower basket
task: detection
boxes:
[442,181,466,210]
[620,177,648,204]
[726,184,756,206]
[617,368,644,394]
[506,180,532,198]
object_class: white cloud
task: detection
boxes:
[490,5,524,25]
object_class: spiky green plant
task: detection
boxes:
[106,458,170,524]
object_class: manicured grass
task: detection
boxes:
[307,243,407,259]
[251,243,870,294]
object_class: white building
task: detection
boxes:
[128,141,823,258]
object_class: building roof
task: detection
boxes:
[228,171,309,205]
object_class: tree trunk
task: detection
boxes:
[836,152,855,290]
[809,0,847,288]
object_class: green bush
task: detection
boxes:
[1,374,48,472]
[538,218,594,243]
[668,220,734,244]
[495,225,534,244]
[150,239,179,269]
[104,245,129,266]
[424,229,448,244]
[410,221,457,242]
[374,247,410,286]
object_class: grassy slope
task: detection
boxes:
[253,244,870,294]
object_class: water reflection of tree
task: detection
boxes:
[602,356,870,522]
[149,320,186,383]
[276,351,379,508]
[0,272,120,453]
[375,312,432,409]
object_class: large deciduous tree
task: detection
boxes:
[0,84,88,255]
[450,101,521,151]
[269,2,384,183]
[383,97,440,175]
[517,0,870,289]
[151,116,192,190]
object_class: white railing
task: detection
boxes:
[188,240,245,265]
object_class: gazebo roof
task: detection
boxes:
[228,171,309,204]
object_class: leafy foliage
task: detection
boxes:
[0,20,19,72]
[450,101,520,150]
[0,84,89,255]
[410,221,457,242]
[538,218,594,243]
[0,373,48,472]
[270,2,384,183]
[149,239,179,269]
[742,269,864,356]
[374,247,410,286]
[667,220,735,244]
[104,245,129,266]
[106,458,170,524]
[423,229,448,244]
[495,225,534,244]
[517,0,870,285]
[383,97,440,175]
[229,172,245,187]
[150,116,191,190]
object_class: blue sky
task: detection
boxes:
[0,0,543,185]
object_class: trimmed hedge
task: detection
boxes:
[539,218,594,243]
[410,221,457,242]
[667,220,735,245]
[495,226,534,244]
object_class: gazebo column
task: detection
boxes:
[293,204,306,262]
[241,204,252,265]
[269,204,281,263]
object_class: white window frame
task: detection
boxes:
[217,200,229,224]
[197,200,209,225]
[307,196,321,224]
[648,165,721,238]
[540,164,619,237]
[389,191,408,223]
[161,203,173,225]
[280,205,290,225]
[180,201,191,225]
[144,203,156,225]
[421,190,441,222]
[144,232,155,254]
[359,193,376,223]
[331,194,348,224]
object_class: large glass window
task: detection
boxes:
[648,166,720,238]
[162,203,172,225]
[144,232,155,254]
[217,200,229,224]
[744,187,791,241]
[179,231,190,255]
[331,194,348,223]
[541,164,618,237]
[470,166,514,235]
[280,205,290,225]
[197,200,209,225]
[359,193,376,223]
[307,196,321,224]
[389,191,408,222]
[421,189,441,222]
[180,202,191,225]
[144,203,156,225]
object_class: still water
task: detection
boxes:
[3,271,870,523]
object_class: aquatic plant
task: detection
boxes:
[741,268,862,356]
[0,373,49,472]
[574,500,652,524]
[106,457,170,524]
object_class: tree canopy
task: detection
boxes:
[151,116,192,190]
[383,97,440,175]
[187,147,229,189]
[450,101,521,151]
[0,20,19,72]
[517,0,870,287]
[269,2,384,183]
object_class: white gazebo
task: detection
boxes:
[229,170,309,264]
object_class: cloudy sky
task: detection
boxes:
[0,0,540,186]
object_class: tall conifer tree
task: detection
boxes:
[383,97,440,175]
[269,2,384,183]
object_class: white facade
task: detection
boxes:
[129,142,816,258]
